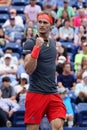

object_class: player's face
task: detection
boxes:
[37,19,51,34]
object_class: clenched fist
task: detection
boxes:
[36,37,44,47]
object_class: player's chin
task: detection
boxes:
[39,30,46,34]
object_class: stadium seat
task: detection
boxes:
[4,43,22,59]
[12,0,26,6]
[12,110,25,127]
[0,14,9,25]
[69,0,77,6]
[57,0,63,8]
[12,5,25,14]
[60,41,77,62]
[0,6,9,14]
[76,103,87,127]
[60,41,74,52]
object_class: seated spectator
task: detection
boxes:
[76,35,87,53]
[43,0,57,12]
[4,16,24,44]
[59,19,74,42]
[72,8,87,27]
[24,0,41,25]
[0,90,20,127]
[0,47,19,65]
[74,26,86,47]
[25,19,34,31]
[24,27,34,41]
[56,56,66,76]
[59,87,74,128]
[73,0,87,10]
[76,57,87,82]
[75,71,87,104]
[57,0,75,18]
[0,76,16,100]
[74,18,87,34]
[57,10,72,28]
[14,73,29,95]
[0,26,6,48]
[3,8,24,29]
[0,0,11,6]
[56,42,70,62]
[22,27,34,45]
[14,73,29,109]
[57,62,76,90]
[56,42,70,78]
[74,41,87,72]
[0,54,18,85]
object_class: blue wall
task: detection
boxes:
[0,127,87,130]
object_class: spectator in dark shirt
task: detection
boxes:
[57,62,76,90]
[73,0,87,10]
[0,76,16,101]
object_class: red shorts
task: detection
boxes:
[24,92,66,124]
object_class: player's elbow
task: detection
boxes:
[25,67,32,75]
[25,65,36,75]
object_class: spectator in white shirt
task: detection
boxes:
[75,71,87,104]
[0,47,19,65]
[59,19,74,42]
[3,8,24,29]
[14,73,29,95]
[0,53,18,85]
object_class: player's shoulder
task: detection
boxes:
[49,37,56,45]
[23,36,36,50]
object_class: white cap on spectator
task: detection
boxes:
[82,71,87,79]
[20,73,28,80]
[4,54,12,59]
[58,56,66,64]
[10,8,16,14]
[58,87,67,94]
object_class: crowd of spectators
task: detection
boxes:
[0,0,87,128]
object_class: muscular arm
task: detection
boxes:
[24,37,44,75]
[24,54,37,74]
